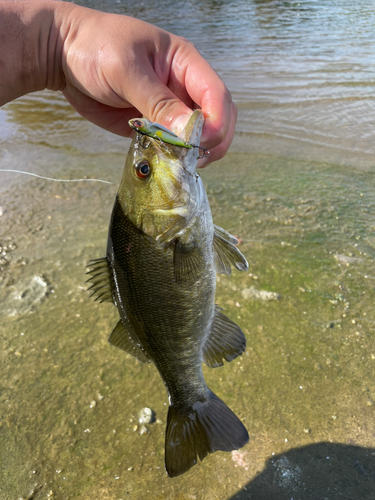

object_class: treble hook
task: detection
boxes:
[190,144,210,159]
[135,133,151,149]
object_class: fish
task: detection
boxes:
[87,110,249,477]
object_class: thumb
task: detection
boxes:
[123,63,193,136]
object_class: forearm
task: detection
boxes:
[0,0,72,106]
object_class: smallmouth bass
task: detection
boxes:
[87,111,249,477]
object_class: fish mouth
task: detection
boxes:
[178,110,205,175]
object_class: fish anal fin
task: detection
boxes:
[213,226,248,275]
[165,389,249,477]
[86,257,114,304]
[173,240,204,284]
[108,319,150,363]
[202,305,246,368]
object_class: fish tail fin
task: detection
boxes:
[165,389,249,477]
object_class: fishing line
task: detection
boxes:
[0,169,113,185]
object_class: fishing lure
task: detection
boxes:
[129,118,210,159]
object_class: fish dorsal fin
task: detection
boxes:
[213,226,249,275]
[202,306,246,368]
[173,240,204,284]
[86,257,114,303]
[108,319,151,363]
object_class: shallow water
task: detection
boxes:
[1,1,375,499]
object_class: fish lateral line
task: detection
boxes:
[0,169,113,184]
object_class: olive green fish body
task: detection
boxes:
[108,192,215,408]
[88,111,249,477]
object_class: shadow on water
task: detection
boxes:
[230,442,375,500]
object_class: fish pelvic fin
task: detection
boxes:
[165,389,249,477]
[213,225,248,275]
[86,257,114,304]
[108,319,151,363]
[202,306,246,368]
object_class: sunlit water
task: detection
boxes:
[1,1,374,499]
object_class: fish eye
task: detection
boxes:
[134,120,143,128]
[135,160,151,180]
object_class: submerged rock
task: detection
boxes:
[1,275,52,317]
[138,407,156,424]
[272,455,302,488]
[241,286,281,301]
[334,254,361,266]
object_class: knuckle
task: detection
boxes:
[179,37,196,51]
[148,96,180,126]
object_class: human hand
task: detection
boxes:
[55,3,236,165]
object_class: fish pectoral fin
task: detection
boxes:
[173,240,204,284]
[108,319,151,363]
[213,226,249,275]
[202,306,246,368]
[86,257,114,304]
[213,224,239,244]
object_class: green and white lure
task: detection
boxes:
[128,118,210,159]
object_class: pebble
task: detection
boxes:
[139,407,156,424]
[3,275,52,317]
[139,425,149,435]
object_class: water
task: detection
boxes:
[1,1,375,499]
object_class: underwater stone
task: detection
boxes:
[241,286,281,301]
[2,274,52,317]
[139,424,149,435]
[138,407,156,424]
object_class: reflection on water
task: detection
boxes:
[1,1,375,499]
[3,0,375,166]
